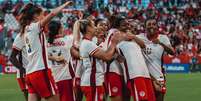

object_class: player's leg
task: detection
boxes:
[73,77,83,101]
[107,72,124,101]
[17,77,28,101]
[152,80,166,101]
[28,93,41,101]
[22,89,28,101]
[123,81,131,101]
[45,95,59,101]
[155,91,164,101]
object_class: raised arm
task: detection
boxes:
[91,32,134,61]
[40,1,73,27]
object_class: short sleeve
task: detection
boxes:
[85,41,99,55]
[136,33,145,39]
[106,29,118,48]
[12,34,24,51]
[159,35,171,46]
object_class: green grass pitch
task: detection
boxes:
[0,73,201,101]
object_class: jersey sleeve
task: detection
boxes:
[136,33,145,39]
[106,29,118,48]
[159,35,171,46]
[85,41,99,55]
[12,35,24,51]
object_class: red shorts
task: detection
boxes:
[17,77,27,91]
[107,72,124,97]
[25,69,58,98]
[56,79,75,101]
[81,86,105,101]
[128,77,155,101]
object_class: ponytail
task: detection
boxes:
[48,20,62,44]
[19,3,42,36]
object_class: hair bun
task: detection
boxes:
[19,3,34,14]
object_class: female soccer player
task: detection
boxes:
[116,20,156,101]
[137,18,175,101]
[47,20,75,101]
[71,20,84,101]
[104,16,127,101]
[10,34,28,101]
[18,1,73,101]
[78,19,134,101]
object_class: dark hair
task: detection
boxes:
[79,19,91,35]
[109,15,125,29]
[19,3,43,36]
[95,18,104,26]
[144,17,157,27]
[48,20,62,44]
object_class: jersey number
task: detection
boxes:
[144,47,152,55]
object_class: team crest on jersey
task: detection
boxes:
[112,86,118,93]
[139,91,146,97]
[99,94,104,100]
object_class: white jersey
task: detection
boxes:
[23,22,49,74]
[117,41,150,81]
[48,35,74,82]
[137,34,171,81]
[104,29,123,75]
[79,39,105,86]
[12,34,28,78]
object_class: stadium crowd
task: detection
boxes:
[0,0,201,65]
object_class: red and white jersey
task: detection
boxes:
[137,33,171,80]
[23,22,49,74]
[48,35,74,82]
[79,39,105,86]
[104,29,123,75]
[116,41,150,81]
[12,34,28,78]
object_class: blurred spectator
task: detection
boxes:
[0,0,201,66]
[0,16,5,52]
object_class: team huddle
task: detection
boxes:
[9,1,175,101]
